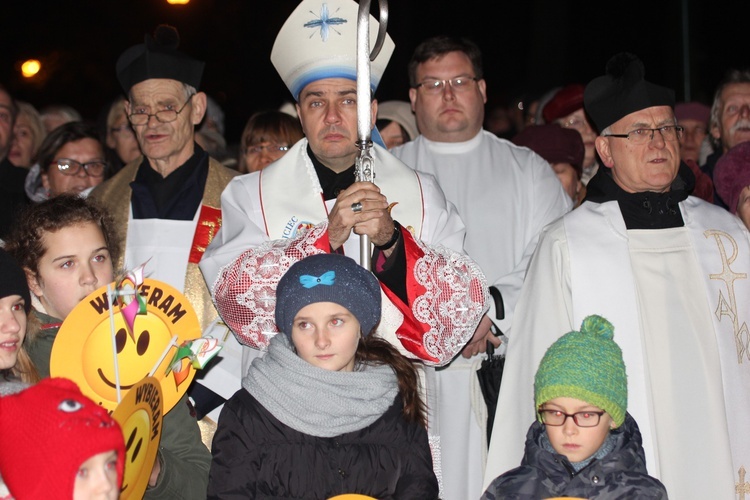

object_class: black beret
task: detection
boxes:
[584,53,675,132]
[116,25,205,93]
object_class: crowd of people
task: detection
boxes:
[1,0,749,498]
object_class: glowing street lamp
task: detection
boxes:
[21,59,41,78]
[166,0,189,4]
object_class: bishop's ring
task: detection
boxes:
[351,202,363,213]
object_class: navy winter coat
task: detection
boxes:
[207,389,439,499]
[482,413,668,499]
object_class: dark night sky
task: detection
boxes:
[2,0,750,143]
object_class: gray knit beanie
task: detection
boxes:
[275,254,382,337]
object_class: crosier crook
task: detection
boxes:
[354,0,389,270]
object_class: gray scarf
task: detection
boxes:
[242,334,399,438]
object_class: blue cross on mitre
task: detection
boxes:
[304,3,347,42]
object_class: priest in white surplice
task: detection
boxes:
[199,0,488,493]
[483,52,750,499]
[392,36,572,500]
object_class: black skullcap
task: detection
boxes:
[0,248,31,314]
[584,53,675,132]
[116,25,205,93]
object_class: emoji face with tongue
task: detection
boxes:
[50,278,201,413]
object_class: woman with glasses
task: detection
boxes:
[482,315,667,500]
[237,110,303,174]
[25,121,109,201]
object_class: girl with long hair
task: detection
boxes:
[208,253,438,499]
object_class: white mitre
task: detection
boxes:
[271,0,395,101]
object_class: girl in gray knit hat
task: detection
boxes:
[208,253,439,499]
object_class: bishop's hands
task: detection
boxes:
[328,181,396,251]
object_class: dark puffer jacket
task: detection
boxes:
[482,413,668,500]
[207,389,439,499]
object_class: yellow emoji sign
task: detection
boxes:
[112,377,163,500]
[327,496,377,500]
[50,278,201,413]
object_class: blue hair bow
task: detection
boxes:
[299,271,336,288]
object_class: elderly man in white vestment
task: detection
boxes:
[483,52,750,499]
[199,0,488,492]
[392,35,572,500]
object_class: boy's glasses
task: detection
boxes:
[538,408,605,428]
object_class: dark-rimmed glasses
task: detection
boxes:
[538,408,606,428]
[413,76,479,94]
[50,158,108,178]
[128,94,194,126]
[602,125,683,145]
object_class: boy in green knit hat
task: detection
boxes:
[482,315,667,499]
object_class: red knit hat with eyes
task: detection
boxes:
[0,378,125,500]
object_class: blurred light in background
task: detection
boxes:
[21,59,41,79]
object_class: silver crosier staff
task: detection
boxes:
[354,0,389,271]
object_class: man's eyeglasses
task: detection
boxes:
[538,408,606,428]
[51,158,108,178]
[602,125,684,145]
[413,76,479,95]
[128,94,194,126]
[245,144,289,155]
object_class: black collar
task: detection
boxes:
[130,143,209,220]
[583,162,695,229]
[307,144,355,201]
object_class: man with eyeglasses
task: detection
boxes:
[0,85,30,241]
[90,25,236,499]
[201,1,489,494]
[485,52,750,499]
[392,35,571,500]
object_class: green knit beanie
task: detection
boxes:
[534,315,627,427]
